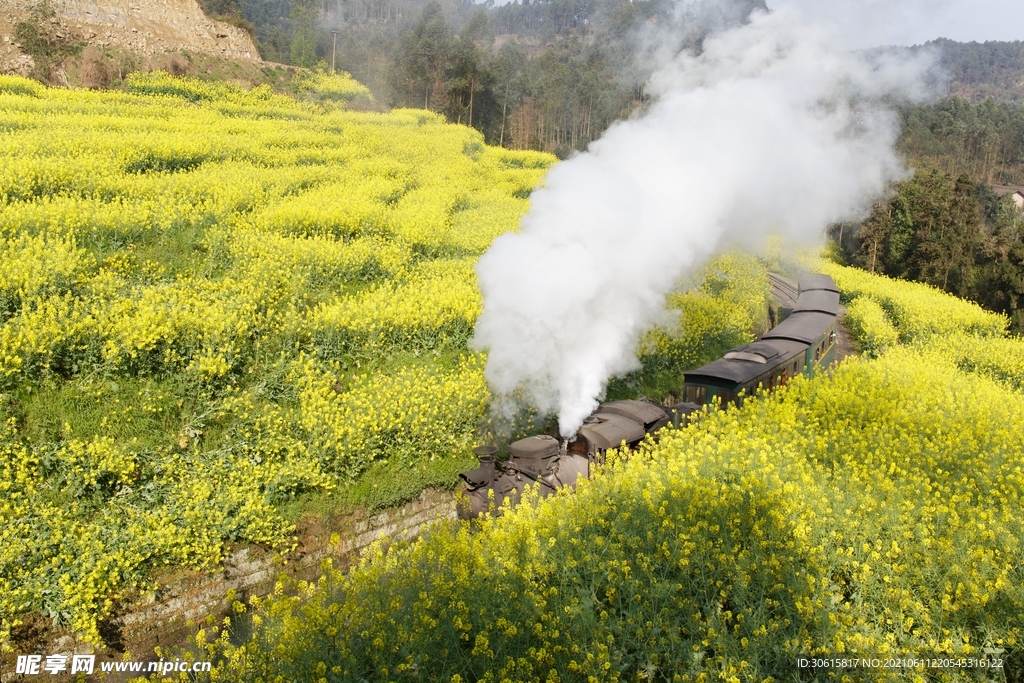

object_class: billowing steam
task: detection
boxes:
[472,2,934,437]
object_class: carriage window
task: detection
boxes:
[684,385,707,404]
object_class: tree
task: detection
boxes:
[856,200,894,274]
[290,0,319,67]
[14,1,81,84]
[973,195,1024,333]
[447,10,492,126]
[913,173,983,295]
[490,41,526,147]
[395,2,454,109]
[854,169,984,297]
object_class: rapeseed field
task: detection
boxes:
[190,265,1022,682]
[0,70,552,642]
[0,71,771,647]
[6,71,1019,680]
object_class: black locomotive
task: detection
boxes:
[457,399,699,519]
[457,273,840,520]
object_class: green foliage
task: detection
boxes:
[843,165,1024,334]
[12,0,83,84]
[396,1,457,110]
[899,97,1024,185]
[195,0,257,38]
[908,39,1024,104]
[972,199,1024,334]
[853,169,983,297]
[289,0,318,68]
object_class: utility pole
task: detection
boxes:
[331,29,339,73]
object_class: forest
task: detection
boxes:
[833,96,1024,334]
[202,0,1024,157]
[200,0,767,155]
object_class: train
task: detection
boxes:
[457,273,840,520]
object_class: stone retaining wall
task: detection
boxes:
[116,488,457,655]
[0,489,457,682]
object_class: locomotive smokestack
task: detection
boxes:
[473,445,498,486]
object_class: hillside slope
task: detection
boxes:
[0,0,258,78]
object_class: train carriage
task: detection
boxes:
[681,338,807,407]
[797,273,840,295]
[761,311,838,374]
[683,273,839,407]
[459,272,840,518]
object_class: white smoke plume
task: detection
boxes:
[472,2,935,437]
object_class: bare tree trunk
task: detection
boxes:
[499,81,509,147]
[468,75,474,127]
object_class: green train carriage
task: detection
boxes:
[682,274,839,408]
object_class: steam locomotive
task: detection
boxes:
[457,273,840,520]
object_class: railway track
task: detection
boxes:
[767,272,799,308]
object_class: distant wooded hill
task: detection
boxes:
[202,0,1024,157]
[918,38,1024,102]
[899,97,1024,186]
[837,41,1024,336]
[202,0,766,155]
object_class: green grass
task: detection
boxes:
[274,454,475,524]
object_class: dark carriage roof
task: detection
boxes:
[683,339,806,386]
[792,289,840,315]
[579,412,646,450]
[798,274,839,294]
[762,310,835,344]
[597,399,667,427]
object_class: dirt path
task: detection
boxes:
[834,304,857,363]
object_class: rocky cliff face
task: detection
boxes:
[57,0,259,59]
[1,0,259,74]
